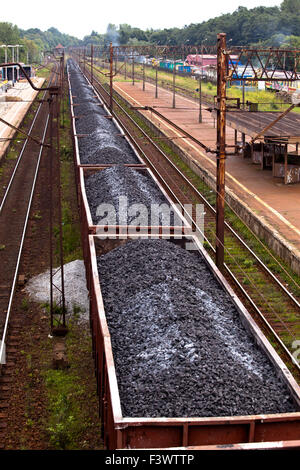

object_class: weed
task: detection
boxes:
[243,259,254,269]
[33,211,42,220]
[26,419,34,428]
[44,370,85,450]
[21,298,29,311]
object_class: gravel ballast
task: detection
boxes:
[68,60,140,165]
[97,238,298,418]
[85,165,179,226]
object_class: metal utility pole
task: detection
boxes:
[172,58,176,108]
[143,62,145,91]
[198,74,202,123]
[5,47,7,79]
[91,44,94,85]
[155,63,158,98]
[60,51,65,128]
[132,55,135,85]
[216,33,227,270]
[109,42,113,111]
[0,46,8,80]
[115,48,117,75]
[48,91,66,334]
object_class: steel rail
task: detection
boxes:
[74,59,300,371]
[0,88,49,214]
[0,64,58,365]
[0,115,50,365]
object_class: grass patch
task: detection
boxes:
[44,369,85,449]
[42,318,102,450]
[107,60,296,113]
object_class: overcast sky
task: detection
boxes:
[4,0,282,39]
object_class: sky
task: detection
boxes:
[3,0,283,39]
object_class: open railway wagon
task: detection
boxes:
[68,63,145,183]
[78,164,190,232]
[85,232,300,450]
[78,163,191,269]
[67,61,191,265]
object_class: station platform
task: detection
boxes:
[0,77,45,160]
[113,79,300,268]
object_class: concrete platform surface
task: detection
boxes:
[0,77,45,159]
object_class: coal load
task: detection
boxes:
[85,165,178,226]
[78,128,140,165]
[68,59,140,164]
[97,238,297,418]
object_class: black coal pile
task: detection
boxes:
[68,59,140,164]
[97,238,298,418]
[85,165,180,226]
[78,128,140,165]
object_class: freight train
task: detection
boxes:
[67,57,300,450]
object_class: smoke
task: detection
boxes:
[106,24,119,46]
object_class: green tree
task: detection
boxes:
[0,22,20,62]
[281,0,300,13]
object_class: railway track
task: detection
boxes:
[0,61,60,447]
[74,59,300,377]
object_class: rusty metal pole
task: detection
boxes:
[61,52,65,129]
[143,62,145,91]
[155,64,158,98]
[124,53,127,80]
[91,44,94,85]
[55,92,66,330]
[110,42,113,112]
[172,58,176,108]
[83,47,86,74]
[132,55,135,85]
[199,74,202,123]
[216,33,227,270]
[49,94,54,331]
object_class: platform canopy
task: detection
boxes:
[226,110,300,144]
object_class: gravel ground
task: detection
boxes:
[85,165,179,226]
[68,60,140,164]
[97,238,298,418]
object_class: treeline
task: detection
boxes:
[82,0,300,49]
[0,24,80,63]
[0,0,300,66]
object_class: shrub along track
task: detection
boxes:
[76,60,300,382]
[0,66,102,449]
